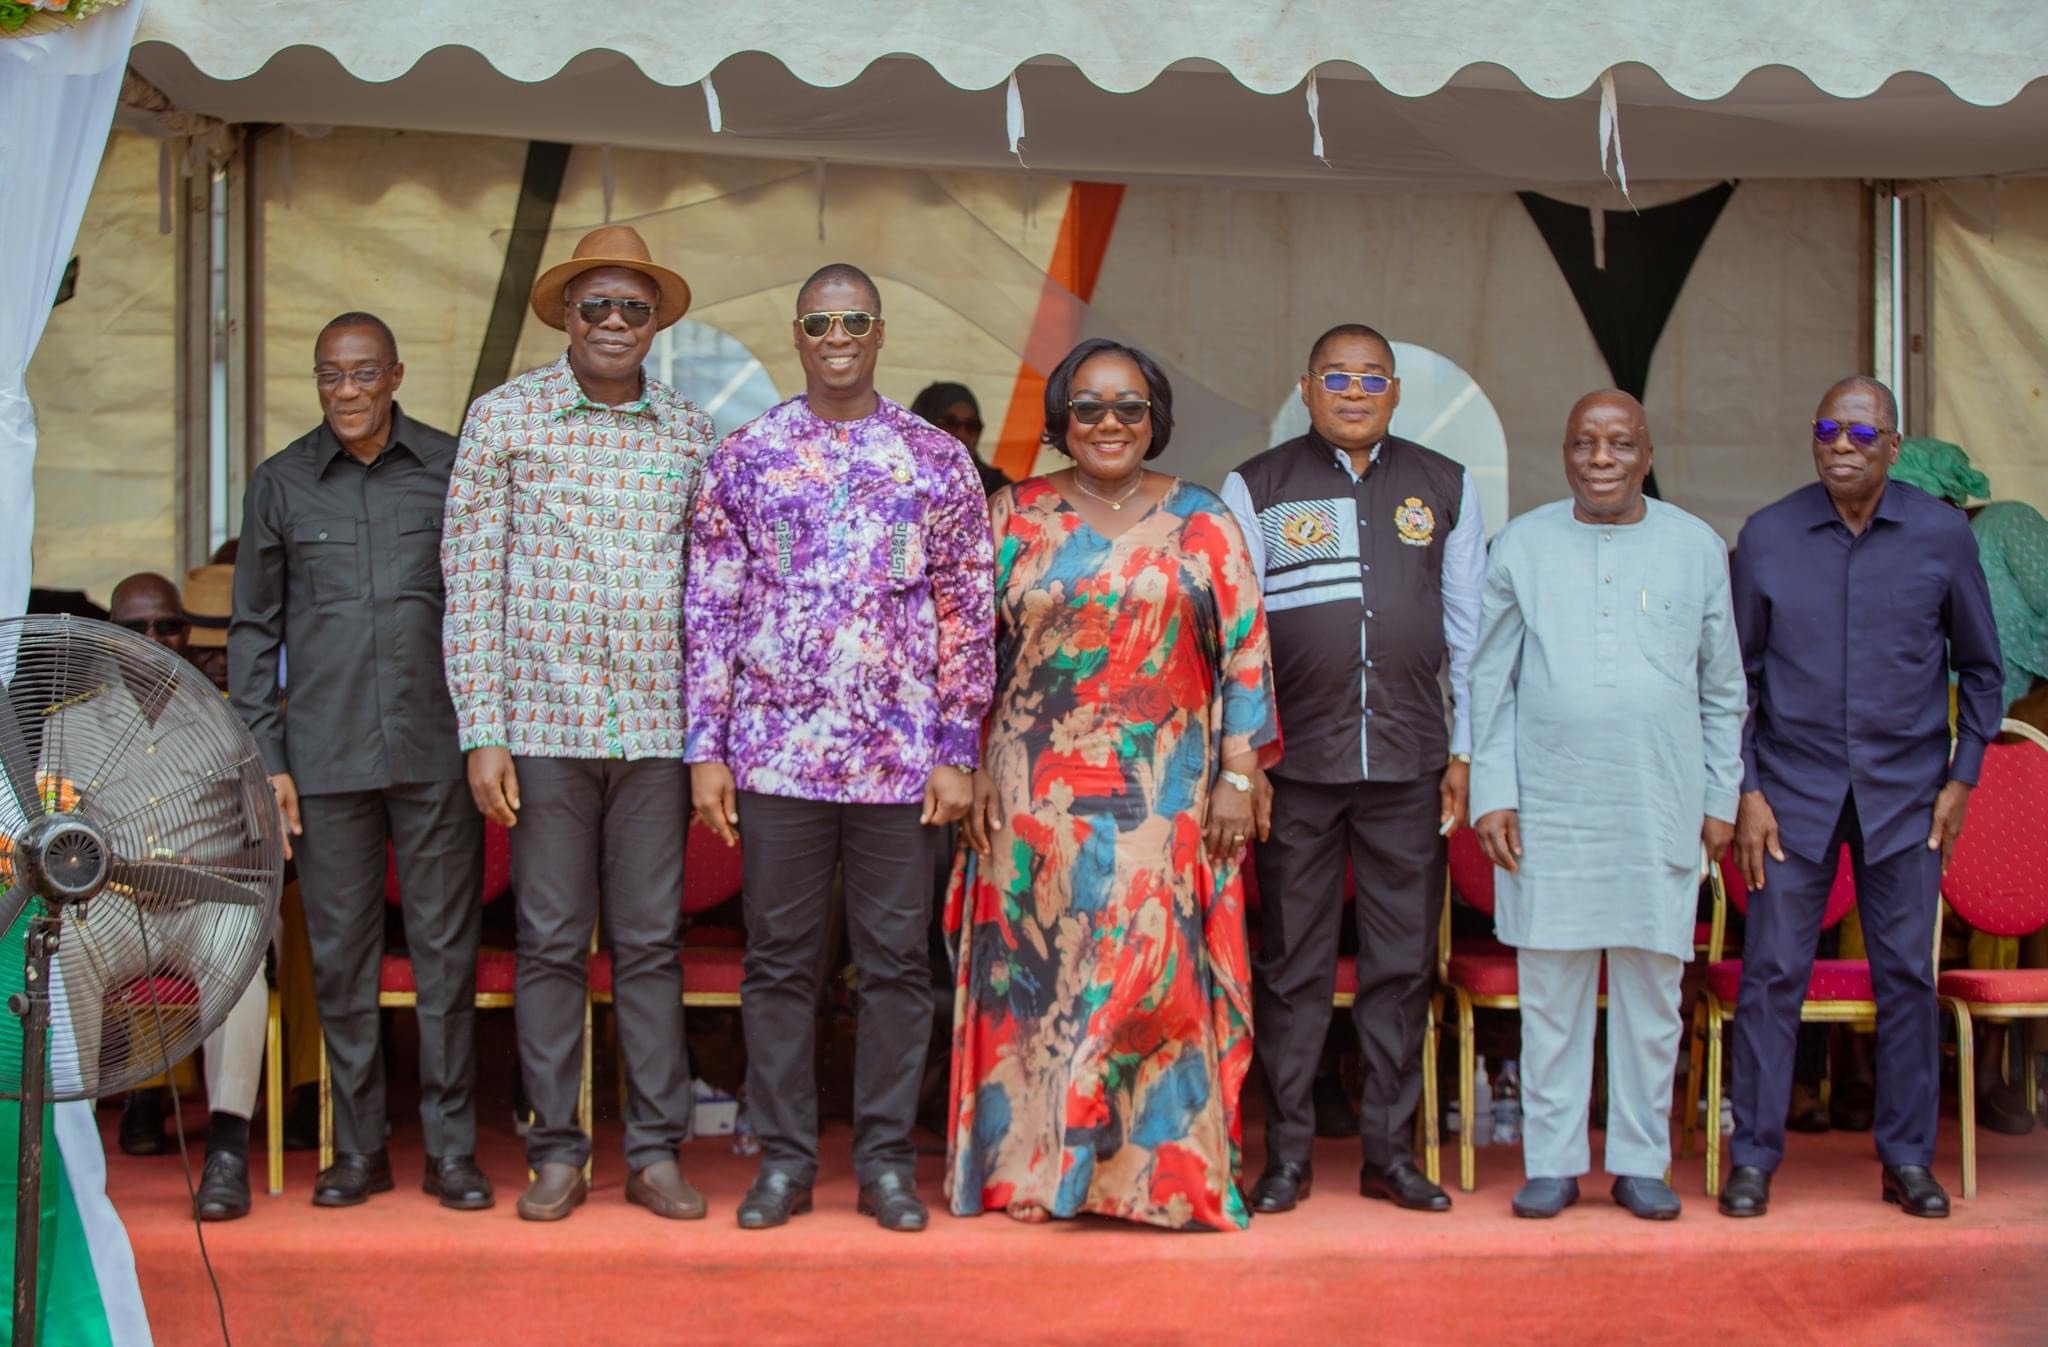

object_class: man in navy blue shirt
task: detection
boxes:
[1723,376,2002,1220]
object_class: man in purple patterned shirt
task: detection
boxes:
[687,263,995,1233]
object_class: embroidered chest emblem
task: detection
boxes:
[1394,497,1436,547]
[1280,511,1335,549]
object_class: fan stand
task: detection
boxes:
[8,906,61,1347]
[6,810,113,1347]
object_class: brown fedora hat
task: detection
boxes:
[182,564,233,650]
[529,225,691,331]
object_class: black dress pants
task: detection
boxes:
[297,779,482,1157]
[737,791,936,1187]
[1252,773,1445,1171]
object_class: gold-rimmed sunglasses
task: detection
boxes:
[798,311,879,339]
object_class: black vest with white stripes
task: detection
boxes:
[1236,432,1465,785]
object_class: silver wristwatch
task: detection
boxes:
[1218,769,1252,794]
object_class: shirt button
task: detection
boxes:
[1364,709,1375,718]
[318,530,329,541]
[1362,564,1371,572]
[1603,531,1613,541]
[1364,610,1375,618]
[1602,607,1610,616]
[1603,575,1612,584]
[1365,659,1374,668]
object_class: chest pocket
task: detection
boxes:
[1634,583,1702,685]
[398,499,444,592]
[292,516,359,607]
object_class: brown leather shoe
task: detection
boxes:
[516,1162,588,1222]
[626,1159,708,1220]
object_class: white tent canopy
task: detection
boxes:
[130,0,2048,191]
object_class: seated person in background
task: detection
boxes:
[60,572,272,1221]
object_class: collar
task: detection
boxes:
[1307,428,1382,479]
[1801,478,1907,530]
[542,353,656,421]
[316,405,419,474]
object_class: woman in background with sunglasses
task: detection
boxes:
[945,337,1281,1231]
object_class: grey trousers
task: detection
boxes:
[1516,946,1684,1181]
[296,779,482,1156]
[511,757,690,1171]
[737,791,935,1187]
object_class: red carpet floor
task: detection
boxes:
[106,1110,2047,1346]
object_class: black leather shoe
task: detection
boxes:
[423,1154,494,1211]
[1511,1176,1579,1218]
[313,1149,394,1208]
[1611,1176,1682,1221]
[1881,1164,1950,1218]
[1359,1161,1451,1212]
[1830,1081,1875,1132]
[737,1168,813,1230]
[119,1092,168,1157]
[856,1171,929,1233]
[1718,1165,1771,1217]
[1981,1082,2037,1137]
[1249,1162,1313,1214]
[194,1150,250,1221]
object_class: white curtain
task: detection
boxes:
[0,0,149,621]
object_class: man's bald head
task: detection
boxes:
[1565,389,1651,445]
[1561,389,1654,525]
[109,572,189,655]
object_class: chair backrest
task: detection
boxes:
[385,820,513,906]
[1447,826,1495,916]
[1941,720,2048,938]
[682,821,743,915]
[1716,843,1856,924]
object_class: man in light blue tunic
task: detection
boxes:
[1470,391,1745,1220]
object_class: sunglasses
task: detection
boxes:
[798,311,878,339]
[1315,371,1394,395]
[1812,418,1889,448]
[575,298,656,328]
[116,617,190,638]
[313,367,388,390]
[1069,399,1151,426]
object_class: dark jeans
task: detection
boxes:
[510,756,691,1171]
[737,791,936,1187]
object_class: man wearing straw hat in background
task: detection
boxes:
[444,225,716,1222]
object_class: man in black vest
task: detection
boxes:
[1221,324,1483,1213]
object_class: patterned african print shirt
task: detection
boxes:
[684,394,996,805]
[442,355,714,760]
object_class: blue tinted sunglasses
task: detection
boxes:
[1316,371,1394,395]
[1813,418,1887,448]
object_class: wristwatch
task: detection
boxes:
[1218,769,1253,793]
[1449,753,1472,765]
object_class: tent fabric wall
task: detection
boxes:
[25,131,179,603]
[1087,178,1863,540]
[1932,182,2048,513]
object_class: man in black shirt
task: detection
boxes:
[229,312,488,1210]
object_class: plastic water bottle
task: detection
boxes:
[1471,1057,1494,1146]
[1492,1060,1522,1145]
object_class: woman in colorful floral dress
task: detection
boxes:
[945,338,1281,1231]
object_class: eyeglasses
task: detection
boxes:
[798,311,878,339]
[1812,418,1888,448]
[1069,399,1151,426]
[935,415,983,437]
[575,298,656,328]
[313,367,388,389]
[115,617,190,638]
[1315,371,1394,395]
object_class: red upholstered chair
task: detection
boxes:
[583,824,747,1128]
[1436,826,1608,1192]
[317,822,515,1172]
[1692,842,1876,1196]
[1938,720,2048,1199]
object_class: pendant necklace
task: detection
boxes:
[1073,470,1143,511]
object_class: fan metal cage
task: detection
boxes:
[0,616,283,1103]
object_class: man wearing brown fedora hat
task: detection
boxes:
[233,311,490,1213]
[444,223,714,1222]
